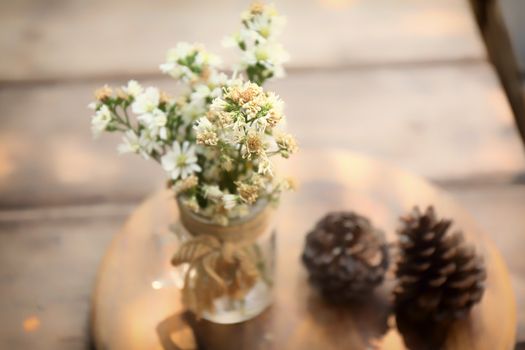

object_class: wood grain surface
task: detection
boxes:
[0,204,132,349]
[92,150,516,350]
[0,0,484,82]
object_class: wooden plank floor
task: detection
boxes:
[0,0,483,81]
[0,205,132,349]
[0,0,524,348]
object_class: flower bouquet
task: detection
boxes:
[89,3,297,323]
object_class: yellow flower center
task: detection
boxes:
[177,154,188,166]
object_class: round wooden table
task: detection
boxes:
[91,150,516,350]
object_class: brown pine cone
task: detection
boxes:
[302,212,389,303]
[394,206,486,322]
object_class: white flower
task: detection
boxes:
[227,3,289,81]
[257,155,273,176]
[194,117,219,146]
[123,80,143,98]
[160,62,193,81]
[132,87,160,115]
[222,128,244,146]
[91,105,112,138]
[230,204,250,219]
[160,42,221,82]
[203,185,223,199]
[182,196,200,213]
[172,175,198,194]
[251,115,268,133]
[276,132,298,158]
[247,11,285,39]
[137,108,167,127]
[161,141,201,180]
[267,92,284,114]
[137,108,168,140]
[222,194,238,210]
[194,116,214,133]
[241,42,289,75]
[238,28,262,47]
[209,97,228,114]
[159,61,174,75]
[117,130,161,160]
[190,82,222,103]
[117,130,140,154]
[190,85,212,104]
[202,51,222,67]
[208,71,228,88]
[168,42,194,61]
[180,98,207,123]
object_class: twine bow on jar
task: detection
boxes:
[171,201,272,316]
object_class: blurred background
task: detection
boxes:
[1,0,524,348]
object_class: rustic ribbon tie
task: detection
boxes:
[172,201,272,315]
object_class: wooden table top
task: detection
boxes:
[91,150,517,350]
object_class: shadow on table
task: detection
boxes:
[155,307,522,350]
[394,311,451,350]
[155,293,390,350]
[156,308,275,350]
[155,291,519,350]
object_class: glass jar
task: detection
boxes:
[171,199,276,324]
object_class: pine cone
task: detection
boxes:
[394,206,486,322]
[302,212,389,303]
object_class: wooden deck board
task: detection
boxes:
[0,0,485,81]
[0,210,128,350]
[1,63,523,208]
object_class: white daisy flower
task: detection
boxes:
[132,87,160,115]
[91,105,112,138]
[191,85,212,104]
[137,108,167,128]
[222,194,238,210]
[203,185,223,199]
[161,141,201,180]
[257,155,273,176]
[209,97,228,114]
[123,80,143,98]
[247,11,286,39]
[180,98,207,123]
[169,42,194,61]
[160,42,221,82]
[241,42,289,74]
[117,130,140,155]
[137,108,168,140]
[227,3,289,83]
[208,71,228,89]
[266,92,284,114]
[117,130,161,160]
[239,28,262,47]
[160,62,194,81]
